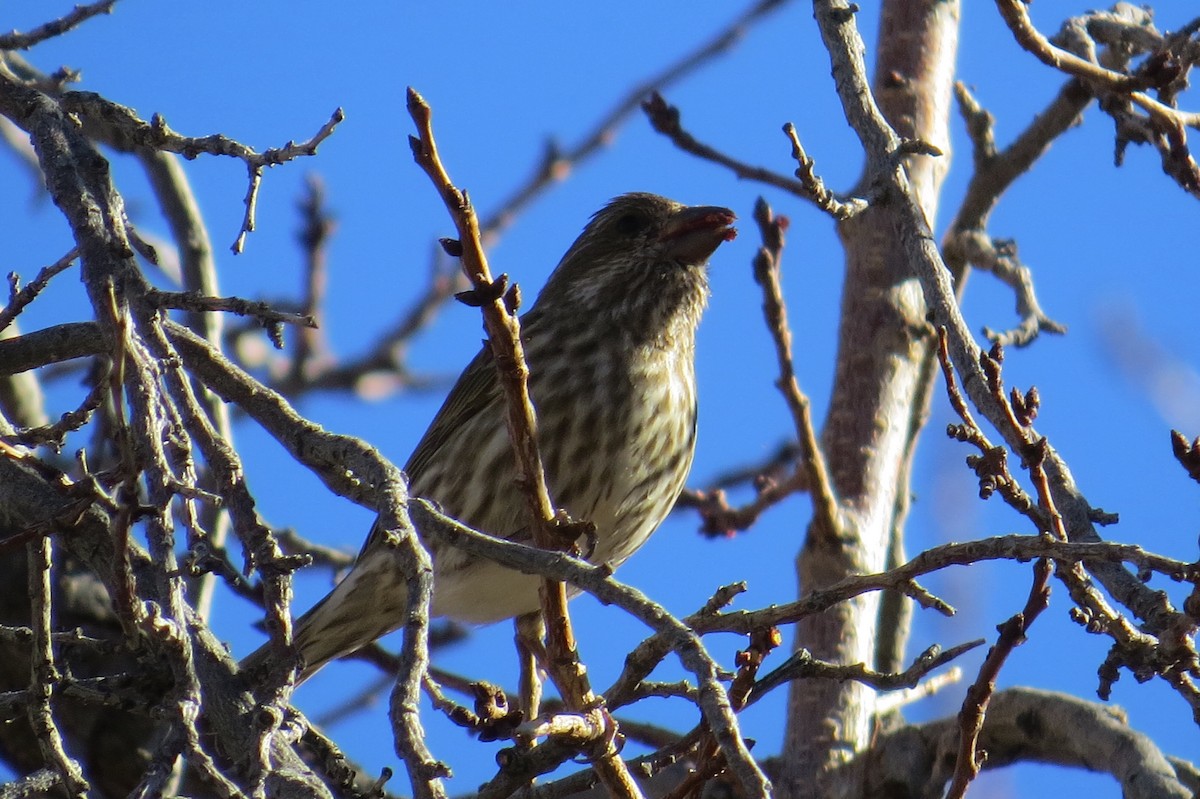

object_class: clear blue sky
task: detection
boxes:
[3,2,1197,796]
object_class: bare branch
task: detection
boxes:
[751,197,839,536]
[50,91,343,252]
[0,1,117,50]
[146,288,316,331]
[406,86,643,799]
[871,687,1192,798]
[750,639,983,705]
[994,0,1147,93]
[781,123,869,219]
[643,92,809,196]
[408,499,771,799]
[993,1,1200,197]
[0,322,105,376]
[26,535,89,797]
[0,249,78,335]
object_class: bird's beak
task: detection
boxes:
[661,205,737,265]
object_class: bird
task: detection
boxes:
[243,193,737,683]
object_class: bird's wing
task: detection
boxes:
[354,344,503,561]
[404,344,500,479]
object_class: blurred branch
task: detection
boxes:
[945,78,1091,240]
[682,470,807,538]
[481,0,792,236]
[1098,303,1200,433]
[289,175,336,387]
[339,0,794,407]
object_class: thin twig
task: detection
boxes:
[873,666,964,715]
[749,639,983,706]
[4,370,107,448]
[146,288,316,330]
[26,535,89,797]
[0,0,116,50]
[642,92,809,196]
[945,558,1052,799]
[480,0,791,236]
[751,197,840,536]
[782,123,869,219]
[0,249,79,335]
[55,92,344,253]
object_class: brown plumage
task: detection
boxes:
[244,193,736,682]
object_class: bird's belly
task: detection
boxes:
[430,559,547,622]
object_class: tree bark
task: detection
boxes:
[779,2,960,796]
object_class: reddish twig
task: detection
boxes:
[1170,430,1200,484]
[406,88,642,799]
[751,197,840,539]
[945,558,1052,798]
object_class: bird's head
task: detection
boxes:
[531,193,737,341]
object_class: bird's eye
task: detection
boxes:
[614,212,652,237]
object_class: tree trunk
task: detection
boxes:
[779,2,960,796]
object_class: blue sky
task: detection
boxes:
[4,2,1198,796]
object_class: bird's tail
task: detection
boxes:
[240,550,410,684]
